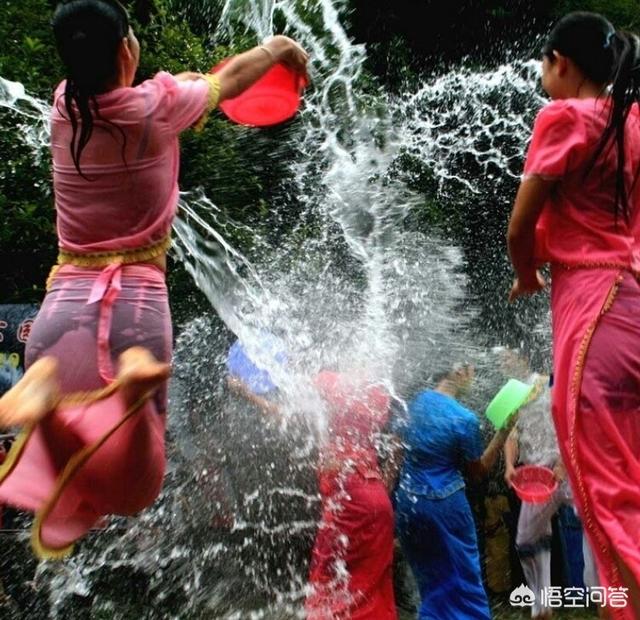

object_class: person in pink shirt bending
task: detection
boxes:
[0,0,308,559]
[507,12,640,618]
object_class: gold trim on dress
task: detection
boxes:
[555,260,631,271]
[568,271,624,593]
[0,378,153,560]
[57,235,171,267]
[46,234,171,290]
[31,390,153,560]
[20,236,173,557]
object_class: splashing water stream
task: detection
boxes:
[0,1,555,617]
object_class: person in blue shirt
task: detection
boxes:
[394,364,513,620]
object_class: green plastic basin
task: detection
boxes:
[485,378,535,430]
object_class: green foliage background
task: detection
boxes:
[0,1,638,617]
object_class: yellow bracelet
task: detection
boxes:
[193,73,221,133]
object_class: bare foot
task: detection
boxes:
[117,347,170,408]
[0,357,59,428]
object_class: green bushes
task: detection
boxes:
[1,0,638,307]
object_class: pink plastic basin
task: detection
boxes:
[511,465,558,504]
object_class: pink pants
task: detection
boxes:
[0,264,171,557]
[576,273,640,603]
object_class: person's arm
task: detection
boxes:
[161,35,307,133]
[227,376,281,418]
[503,427,519,488]
[466,427,512,481]
[506,175,555,302]
[215,35,308,103]
[173,72,204,82]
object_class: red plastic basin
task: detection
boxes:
[212,59,308,127]
[511,465,558,504]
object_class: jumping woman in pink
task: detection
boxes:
[507,12,640,618]
[0,0,308,559]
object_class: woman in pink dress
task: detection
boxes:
[0,0,308,559]
[507,12,640,618]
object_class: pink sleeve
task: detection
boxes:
[53,81,65,102]
[149,72,212,134]
[523,101,588,179]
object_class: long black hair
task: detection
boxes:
[52,0,130,177]
[544,12,640,224]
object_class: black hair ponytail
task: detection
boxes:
[593,31,640,224]
[52,0,130,178]
[545,12,640,224]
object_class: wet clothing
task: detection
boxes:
[525,97,640,618]
[307,471,396,620]
[0,265,171,558]
[396,488,490,620]
[0,73,219,558]
[396,391,483,499]
[52,72,219,254]
[305,371,396,620]
[394,390,490,620]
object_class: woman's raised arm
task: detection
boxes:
[215,35,308,103]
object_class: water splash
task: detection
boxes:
[399,59,545,193]
[0,77,51,163]
[0,1,554,616]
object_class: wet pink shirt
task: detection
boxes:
[525,98,640,270]
[50,72,211,253]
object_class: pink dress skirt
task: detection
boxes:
[552,267,640,619]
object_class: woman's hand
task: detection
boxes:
[553,461,567,482]
[504,463,517,488]
[263,35,309,78]
[508,270,546,302]
[507,176,553,299]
